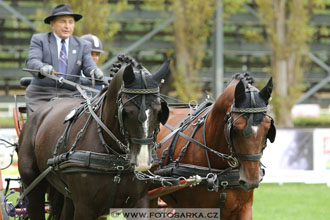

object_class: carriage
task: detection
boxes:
[0,55,275,220]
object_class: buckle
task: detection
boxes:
[116,166,124,170]
[114,176,121,183]
[221,181,228,188]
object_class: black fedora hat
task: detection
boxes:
[44,4,82,24]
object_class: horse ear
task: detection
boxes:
[158,101,169,125]
[123,64,135,85]
[152,59,170,83]
[234,80,246,105]
[259,77,273,103]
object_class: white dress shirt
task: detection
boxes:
[53,32,69,59]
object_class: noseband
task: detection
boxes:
[224,85,268,162]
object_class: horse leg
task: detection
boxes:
[23,181,47,220]
[18,146,47,219]
[149,198,158,208]
[132,193,150,208]
[73,201,96,220]
[237,202,252,220]
[60,197,74,220]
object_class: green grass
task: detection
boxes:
[253,183,330,220]
[2,182,329,219]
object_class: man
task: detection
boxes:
[25,4,103,114]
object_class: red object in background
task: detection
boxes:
[323,137,330,154]
[0,170,3,190]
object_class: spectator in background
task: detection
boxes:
[80,34,104,65]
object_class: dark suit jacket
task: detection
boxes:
[26,32,97,91]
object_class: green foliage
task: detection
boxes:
[171,0,217,102]
[223,0,249,18]
[253,183,330,220]
[255,0,325,127]
[293,114,330,127]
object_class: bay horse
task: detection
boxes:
[17,55,170,220]
[152,73,276,219]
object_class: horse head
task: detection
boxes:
[110,57,170,172]
[224,75,276,191]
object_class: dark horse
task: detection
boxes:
[18,56,170,220]
[152,73,276,219]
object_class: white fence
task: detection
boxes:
[262,128,330,186]
[0,103,25,117]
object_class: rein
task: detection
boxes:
[76,85,129,153]
[157,101,238,168]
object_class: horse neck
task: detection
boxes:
[204,82,237,166]
[100,76,124,147]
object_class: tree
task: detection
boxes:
[255,0,324,127]
[170,0,217,102]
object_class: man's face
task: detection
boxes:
[50,15,75,39]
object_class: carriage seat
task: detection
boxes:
[20,77,33,88]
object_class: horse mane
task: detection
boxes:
[228,72,255,88]
[110,55,144,76]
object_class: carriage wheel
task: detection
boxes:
[0,192,10,220]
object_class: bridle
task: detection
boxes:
[224,84,268,163]
[116,70,162,151]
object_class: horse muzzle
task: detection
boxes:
[129,144,158,172]
[238,178,260,191]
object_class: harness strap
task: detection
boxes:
[177,131,233,161]
[219,181,228,209]
[174,122,201,163]
[234,152,263,161]
[156,125,180,148]
[130,137,154,145]
[108,169,123,208]
[17,166,53,202]
[76,85,129,153]
[47,150,131,172]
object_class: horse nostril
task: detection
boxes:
[239,179,246,186]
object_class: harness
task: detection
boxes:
[19,68,170,208]
[155,84,269,208]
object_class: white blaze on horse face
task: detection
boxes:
[135,109,152,172]
[252,126,259,137]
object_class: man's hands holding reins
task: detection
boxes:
[90,68,104,80]
[38,64,54,78]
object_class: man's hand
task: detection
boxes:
[90,68,104,80]
[39,65,54,78]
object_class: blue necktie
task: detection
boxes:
[58,39,68,74]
